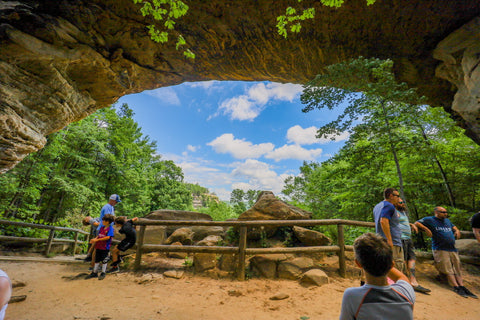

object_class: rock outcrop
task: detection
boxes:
[1,1,480,172]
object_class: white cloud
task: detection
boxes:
[185,81,217,89]
[287,125,350,145]
[144,87,180,105]
[316,131,350,143]
[287,125,319,145]
[231,159,291,195]
[215,82,303,121]
[207,133,274,159]
[187,145,198,152]
[265,144,322,162]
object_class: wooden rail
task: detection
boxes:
[133,218,376,280]
[0,219,89,256]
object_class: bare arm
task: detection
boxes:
[473,228,480,243]
[452,226,461,239]
[90,236,111,244]
[0,277,12,308]
[414,221,432,238]
[380,217,393,247]
[131,217,138,222]
[387,266,410,284]
[409,223,418,233]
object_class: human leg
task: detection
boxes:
[392,245,405,273]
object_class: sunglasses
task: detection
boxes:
[437,211,448,214]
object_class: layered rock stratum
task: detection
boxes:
[1,0,480,172]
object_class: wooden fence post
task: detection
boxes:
[237,226,248,281]
[337,224,346,277]
[72,231,79,257]
[45,228,55,256]
[134,225,146,271]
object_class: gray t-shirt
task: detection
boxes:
[340,280,415,320]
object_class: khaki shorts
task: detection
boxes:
[393,245,405,273]
[433,250,462,276]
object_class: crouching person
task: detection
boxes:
[340,233,415,320]
[86,214,115,280]
[108,216,138,273]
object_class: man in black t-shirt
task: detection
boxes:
[471,212,480,243]
[108,216,138,273]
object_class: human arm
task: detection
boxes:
[473,228,480,243]
[452,226,461,239]
[0,276,12,308]
[380,218,393,247]
[131,217,138,222]
[90,235,111,244]
[387,266,410,283]
[414,221,432,237]
[409,223,418,233]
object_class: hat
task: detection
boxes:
[109,194,121,203]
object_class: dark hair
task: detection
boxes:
[354,233,393,277]
[383,188,397,199]
[102,214,115,223]
[114,216,126,225]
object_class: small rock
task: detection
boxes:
[228,290,243,297]
[269,292,289,300]
[163,270,184,279]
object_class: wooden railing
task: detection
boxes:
[0,219,89,256]
[133,218,376,280]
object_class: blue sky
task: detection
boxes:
[117,81,348,201]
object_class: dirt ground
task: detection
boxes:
[2,255,480,320]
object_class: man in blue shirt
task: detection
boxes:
[415,206,477,298]
[373,188,404,272]
[97,194,121,231]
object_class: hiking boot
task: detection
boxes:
[454,286,468,298]
[413,285,431,294]
[107,266,119,274]
[460,286,478,299]
[98,272,106,280]
[85,272,97,279]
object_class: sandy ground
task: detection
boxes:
[2,256,480,320]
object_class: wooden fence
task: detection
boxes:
[133,218,378,280]
[0,219,89,256]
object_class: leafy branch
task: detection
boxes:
[277,0,377,38]
[133,0,195,59]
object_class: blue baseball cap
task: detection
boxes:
[109,194,121,203]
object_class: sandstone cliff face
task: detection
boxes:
[1,0,480,172]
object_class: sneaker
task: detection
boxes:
[88,267,93,271]
[110,260,119,267]
[98,272,106,280]
[413,285,431,294]
[107,266,119,274]
[460,286,478,299]
[83,256,92,262]
[454,286,468,298]
[85,272,97,279]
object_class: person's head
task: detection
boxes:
[108,194,121,206]
[114,216,126,225]
[354,233,393,277]
[395,198,406,211]
[82,216,92,226]
[434,206,448,220]
[384,188,400,206]
[102,214,115,226]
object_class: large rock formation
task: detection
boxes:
[1,0,480,172]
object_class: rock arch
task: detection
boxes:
[1,0,480,172]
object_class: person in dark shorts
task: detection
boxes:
[108,216,138,273]
[85,214,115,280]
[396,199,430,294]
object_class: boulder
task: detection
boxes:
[163,270,184,279]
[196,235,222,246]
[218,254,238,272]
[456,239,480,257]
[167,242,188,259]
[191,226,225,241]
[237,191,312,240]
[300,269,329,287]
[193,253,217,273]
[278,257,315,280]
[249,254,288,279]
[165,228,194,245]
[293,226,332,246]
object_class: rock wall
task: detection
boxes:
[1,0,480,172]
